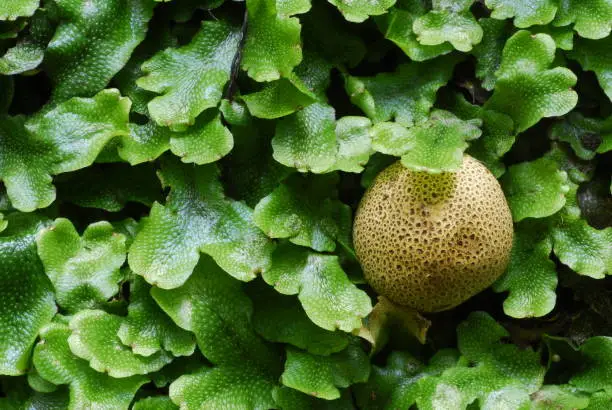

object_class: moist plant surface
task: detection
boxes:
[0,0,611,409]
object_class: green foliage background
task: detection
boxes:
[0,0,611,408]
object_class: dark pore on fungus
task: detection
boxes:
[353,155,514,312]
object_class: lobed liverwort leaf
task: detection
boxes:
[330,116,373,173]
[530,24,576,50]
[117,109,234,166]
[128,156,275,288]
[570,337,612,393]
[416,312,546,408]
[45,0,155,101]
[272,102,338,173]
[169,365,278,410]
[484,30,578,133]
[354,349,459,409]
[328,0,396,23]
[242,50,331,119]
[152,256,280,369]
[413,0,483,52]
[36,218,127,313]
[281,342,370,400]
[485,0,557,28]
[0,214,55,376]
[263,243,372,333]
[0,10,54,75]
[369,109,482,173]
[550,183,612,279]
[33,322,147,409]
[552,216,612,279]
[345,54,460,127]
[398,109,482,173]
[67,310,173,377]
[137,20,240,130]
[439,91,515,176]
[0,89,130,212]
[0,0,38,21]
[242,0,302,82]
[153,256,282,408]
[568,35,612,101]
[166,109,234,165]
[369,121,416,156]
[375,1,454,62]
[502,155,570,221]
[553,0,612,40]
[242,79,318,120]
[276,0,312,16]
[117,276,196,357]
[249,281,350,356]
[356,312,546,408]
[253,173,351,252]
[493,220,558,318]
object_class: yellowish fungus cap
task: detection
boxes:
[353,155,514,312]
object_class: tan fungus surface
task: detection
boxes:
[353,155,513,312]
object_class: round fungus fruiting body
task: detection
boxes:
[353,155,514,312]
